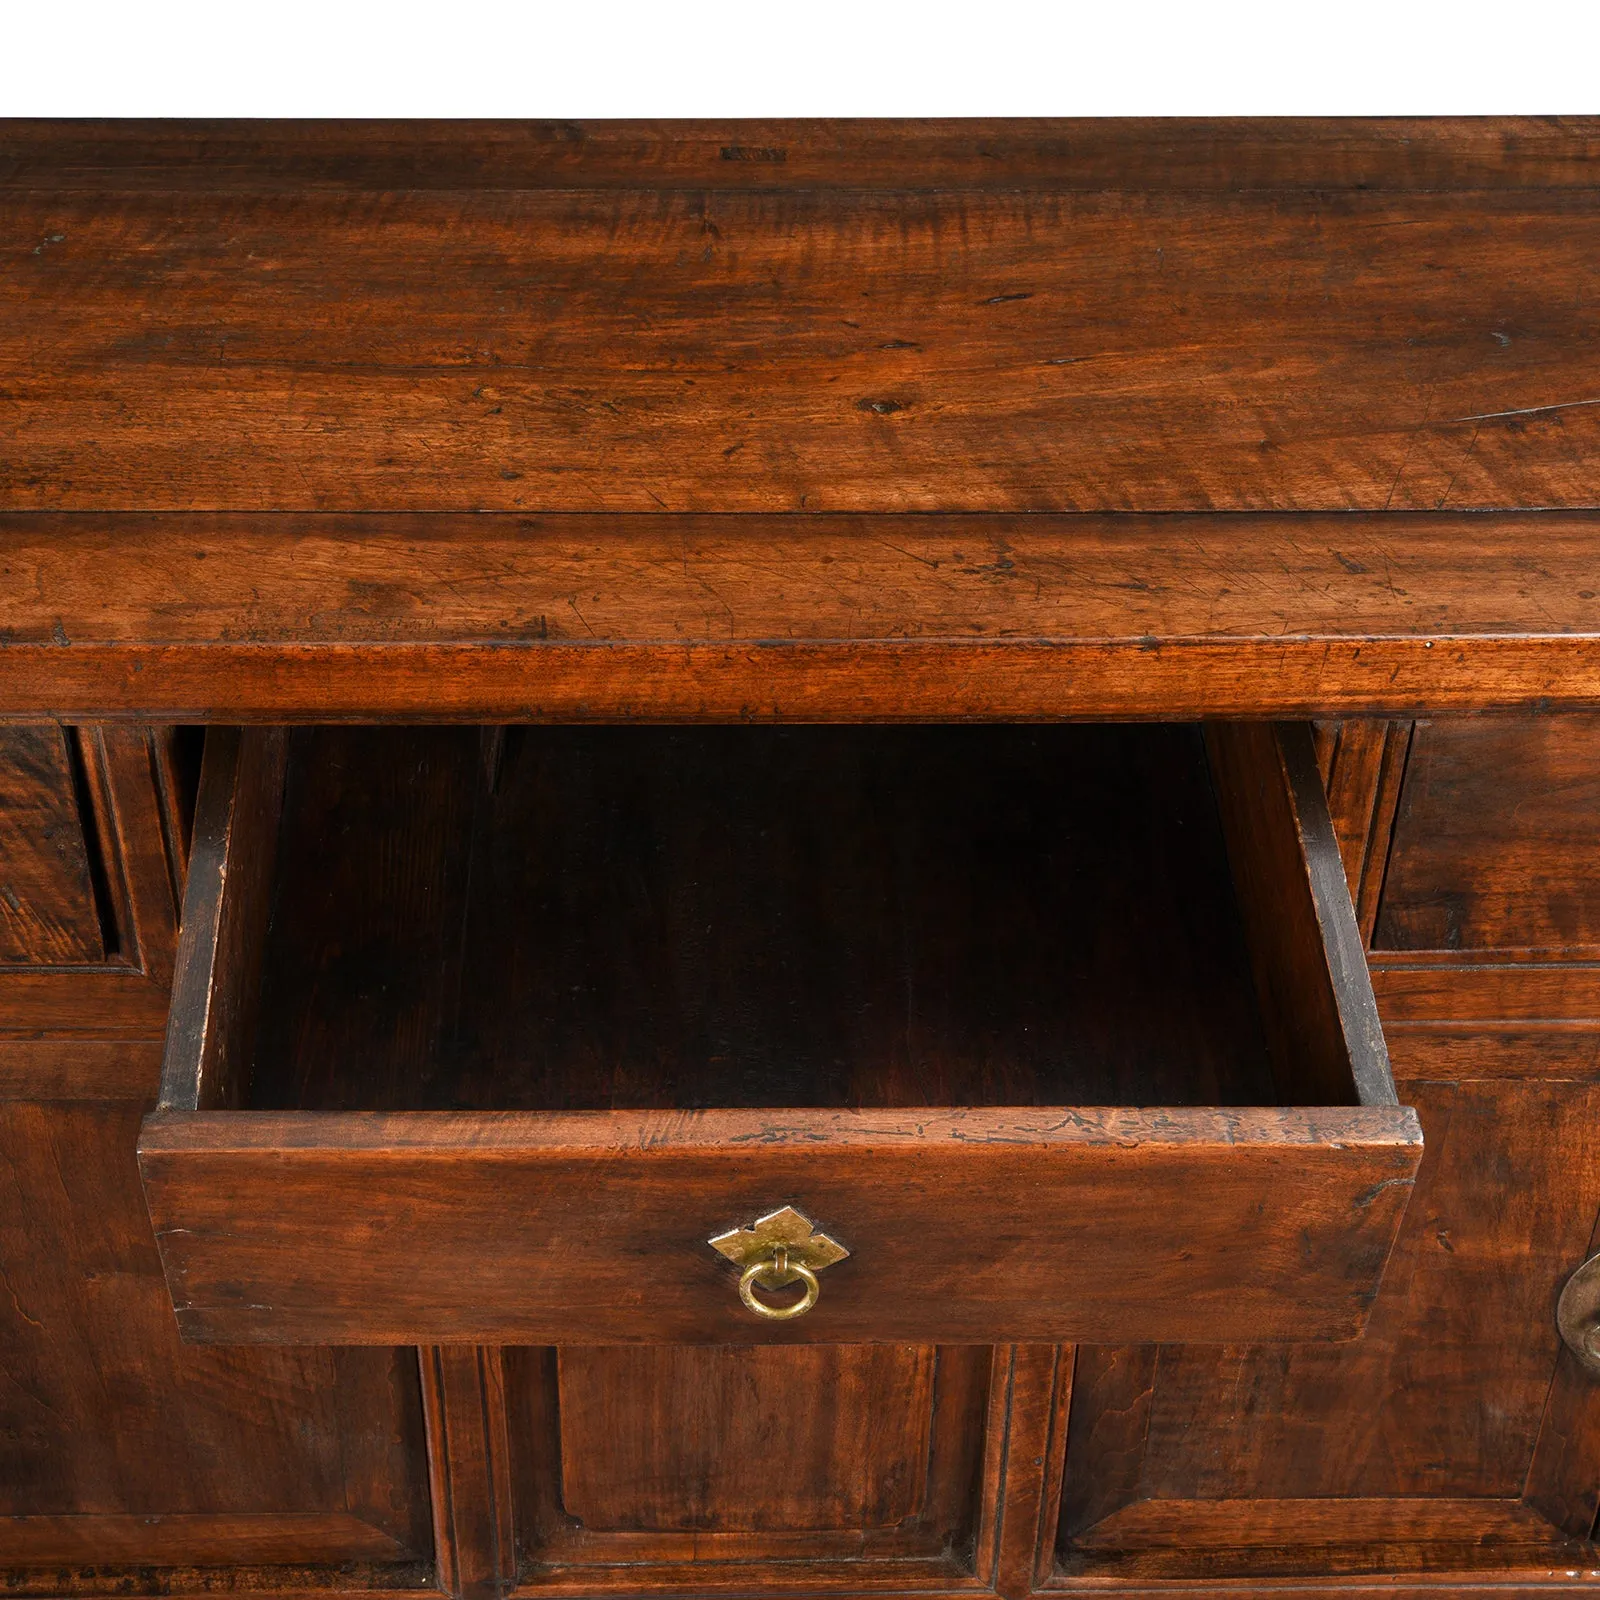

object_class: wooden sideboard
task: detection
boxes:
[3,119,1600,1600]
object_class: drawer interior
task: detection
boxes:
[142,719,1416,1347]
[199,722,1383,1117]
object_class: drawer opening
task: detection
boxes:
[163,721,1394,1118]
[140,721,1420,1347]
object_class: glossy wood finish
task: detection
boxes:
[2,513,1598,721]
[139,721,1418,1345]
[5,125,1600,519]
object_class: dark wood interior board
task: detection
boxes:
[158,726,286,1112]
[8,190,1600,516]
[1206,723,1394,1109]
[247,724,1278,1115]
[0,1100,432,1565]
[137,1105,1419,1347]
[5,119,1600,192]
[1055,1080,1600,1579]
[1375,716,1600,956]
[0,724,104,965]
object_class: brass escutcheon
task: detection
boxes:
[709,1206,848,1321]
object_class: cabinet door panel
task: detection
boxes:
[0,726,104,966]
[1375,714,1600,954]
[0,1098,433,1572]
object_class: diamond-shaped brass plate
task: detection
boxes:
[707,1207,849,1287]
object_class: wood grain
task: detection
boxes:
[0,726,103,964]
[1056,1078,1600,1583]
[505,1343,992,1575]
[0,1100,431,1558]
[554,1345,936,1532]
[137,1103,1419,1346]
[246,724,1278,1115]
[6,178,1600,515]
[1207,722,1395,1107]
[158,726,286,1112]
[2,514,1600,720]
[419,1347,513,1600]
[5,118,1600,192]
[1376,716,1600,955]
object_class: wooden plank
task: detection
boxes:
[509,1343,991,1575]
[0,1512,409,1565]
[1207,722,1396,1108]
[1071,1496,1567,1550]
[1064,1080,1600,1561]
[4,118,1600,193]
[1058,1346,1160,1546]
[6,182,1600,516]
[0,1100,430,1543]
[1373,964,1600,1025]
[1386,1030,1600,1083]
[1,514,1600,720]
[138,1104,1420,1346]
[0,1040,165,1101]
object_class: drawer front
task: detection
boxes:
[139,721,1421,1348]
[138,1104,1420,1346]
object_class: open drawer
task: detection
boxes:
[139,722,1420,1346]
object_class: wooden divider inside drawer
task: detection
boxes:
[139,723,1420,1346]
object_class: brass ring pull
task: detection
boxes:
[710,1206,848,1321]
[738,1246,821,1320]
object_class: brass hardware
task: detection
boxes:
[709,1206,848,1321]
[1558,1252,1600,1374]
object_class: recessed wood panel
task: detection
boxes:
[0,1097,430,1570]
[556,1346,935,1532]
[1058,1075,1600,1577]
[0,726,103,966]
[1375,716,1600,954]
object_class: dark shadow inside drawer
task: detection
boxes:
[140,723,1420,1347]
[258,724,1277,1113]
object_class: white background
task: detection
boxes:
[3,0,1598,117]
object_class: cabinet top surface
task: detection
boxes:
[2,119,1598,718]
